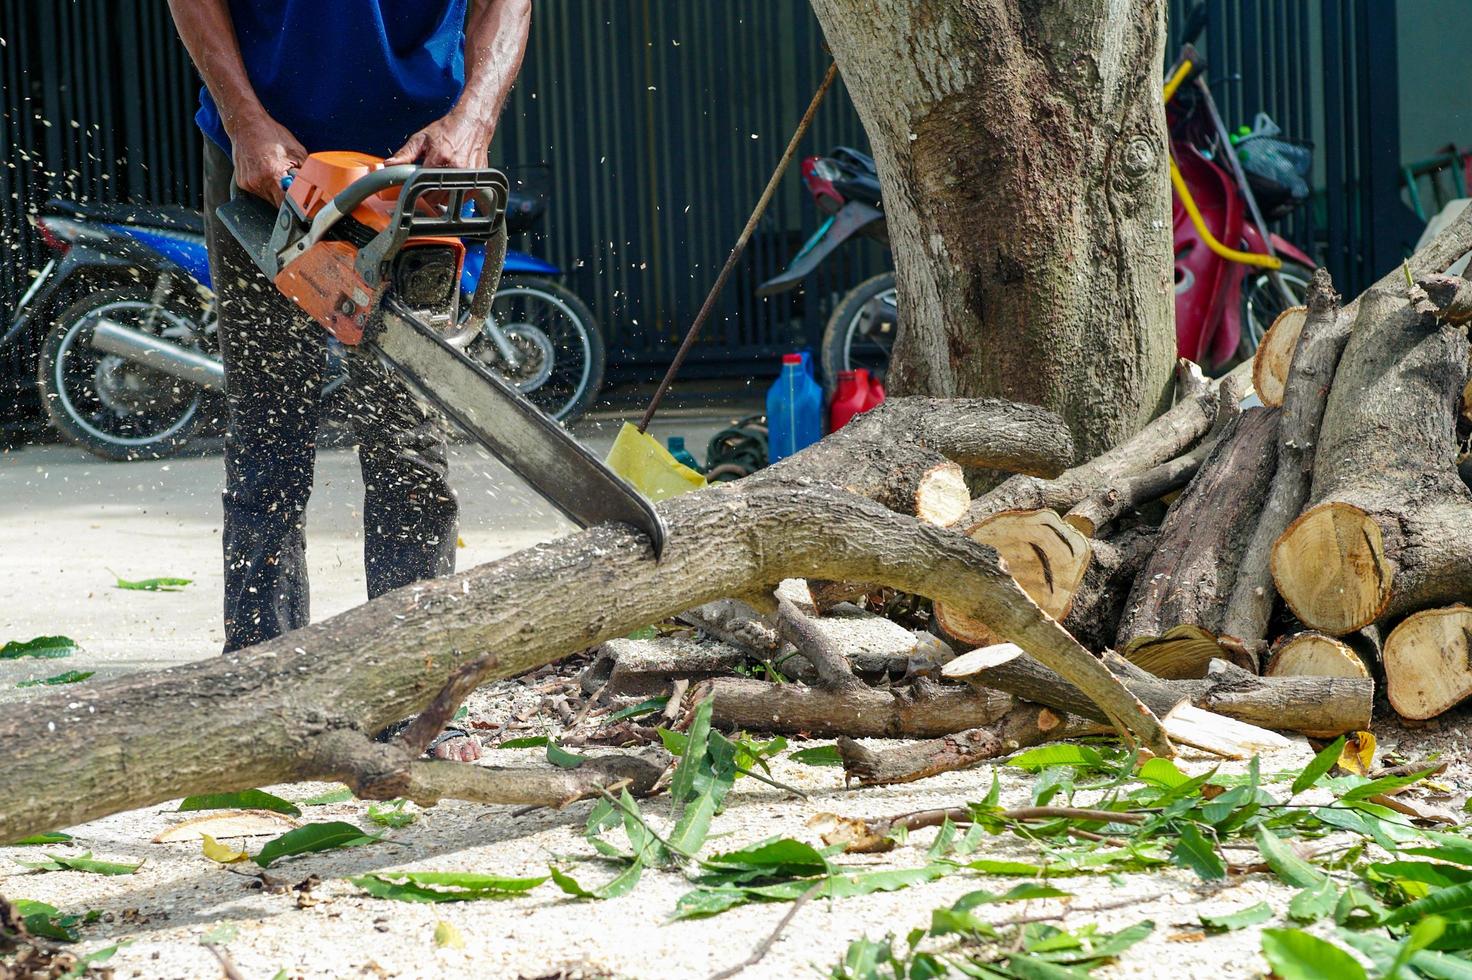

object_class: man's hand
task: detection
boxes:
[230,112,308,206]
[384,109,491,169]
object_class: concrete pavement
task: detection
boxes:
[0,411,734,696]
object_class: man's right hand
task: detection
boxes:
[229,113,307,206]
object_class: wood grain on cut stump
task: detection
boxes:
[1271,503,1393,636]
[1253,305,1307,408]
[1384,606,1472,720]
[932,509,1092,647]
[1265,632,1371,679]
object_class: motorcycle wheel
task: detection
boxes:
[38,287,212,461]
[465,276,605,423]
[1237,261,1314,363]
[819,271,897,391]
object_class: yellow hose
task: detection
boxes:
[1164,58,1283,271]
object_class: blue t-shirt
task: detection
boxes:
[196,0,467,158]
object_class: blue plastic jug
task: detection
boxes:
[767,353,824,463]
[666,435,704,474]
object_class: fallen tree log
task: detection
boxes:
[1264,632,1373,681]
[960,359,1250,527]
[4,450,1174,840]
[1222,271,1344,659]
[835,703,1077,786]
[1059,527,1158,653]
[689,675,1013,739]
[944,646,1371,736]
[1272,281,1472,635]
[1252,306,1308,408]
[1383,605,1472,720]
[1115,407,1280,676]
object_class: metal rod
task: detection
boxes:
[637,60,839,433]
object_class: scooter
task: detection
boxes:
[760,9,1315,385]
[3,175,605,460]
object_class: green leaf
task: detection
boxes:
[625,625,658,640]
[700,837,829,880]
[1138,757,1190,788]
[352,870,547,903]
[252,822,380,868]
[1338,768,1439,802]
[1292,736,1347,795]
[0,635,78,660]
[18,851,141,876]
[1008,745,1103,772]
[1171,823,1225,881]
[1287,878,1339,923]
[1389,916,1447,976]
[114,575,192,591]
[962,858,1054,876]
[297,786,354,806]
[366,799,416,829]
[12,832,73,846]
[674,864,949,921]
[789,745,843,767]
[1402,831,1472,867]
[494,735,550,749]
[604,696,668,723]
[1340,931,1472,980]
[666,697,738,857]
[12,900,80,942]
[1200,902,1274,932]
[545,741,586,770]
[179,789,302,817]
[1255,827,1326,888]
[16,670,94,688]
[549,861,643,900]
[1260,929,1368,980]
[1383,881,1472,926]
[433,920,465,949]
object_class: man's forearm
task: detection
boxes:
[453,0,532,136]
[166,0,267,137]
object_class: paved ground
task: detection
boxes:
[0,410,733,693]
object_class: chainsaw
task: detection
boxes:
[215,151,666,555]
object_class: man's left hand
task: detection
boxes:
[384,110,492,169]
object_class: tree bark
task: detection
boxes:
[1220,270,1343,659]
[690,676,1013,739]
[944,648,1371,736]
[806,0,1175,458]
[1115,407,1280,673]
[1273,283,1472,635]
[835,704,1074,787]
[962,360,1249,527]
[1060,527,1158,653]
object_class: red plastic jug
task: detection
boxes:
[828,370,869,432]
[856,369,886,412]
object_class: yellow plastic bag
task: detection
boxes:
[606,422,706,502]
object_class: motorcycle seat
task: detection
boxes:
[45,198,204,234]
[504,189,546,235]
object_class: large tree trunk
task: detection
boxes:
[0,398,1170,843]
[807,0,1176,458]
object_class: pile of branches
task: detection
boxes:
[4,215,1472,842]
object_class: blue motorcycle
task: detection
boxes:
[5,176,604,460]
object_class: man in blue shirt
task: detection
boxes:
[167,0,530,760]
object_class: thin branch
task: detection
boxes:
[708,882,824,980]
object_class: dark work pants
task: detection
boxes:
[203,141,458,652]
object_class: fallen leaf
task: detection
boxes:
[1338,731,1376,777]
[201,835,249,864]
[16,670,94,688]
[114,575,192,591]
[153,810,301,843]
[0,636,78,660]
[179,790,301,817]
[434,920,465,949]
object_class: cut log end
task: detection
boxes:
[1120,624,1256,680]
[1264,632,1371,679]
[1384,605,1472,720]
[915,463,972,527]
[1253,305,1308,408]
[1272,503,1393,635]
[933,509,1092,647]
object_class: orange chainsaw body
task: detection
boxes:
[274,151,465,345]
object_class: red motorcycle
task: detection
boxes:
[762,17,1315,382]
